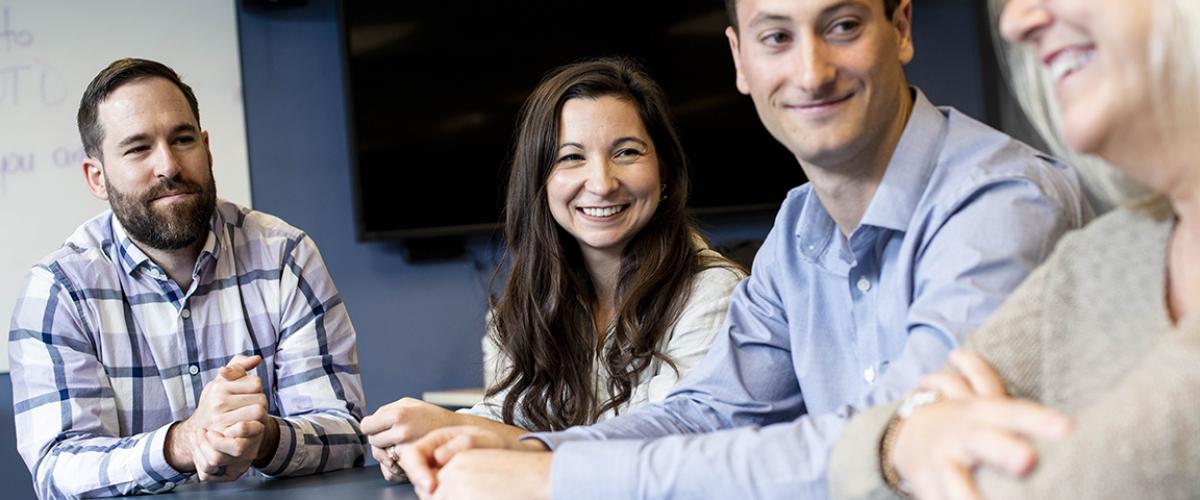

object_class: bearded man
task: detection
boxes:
[9,58,366,498]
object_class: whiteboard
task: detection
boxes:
[0,0,251,372]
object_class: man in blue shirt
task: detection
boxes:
[397,0,1091,498]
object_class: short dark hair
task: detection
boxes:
[723,0,902,32]
[77,58,200,160]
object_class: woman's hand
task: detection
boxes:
[362,398,462,481]
[399,425,547,496]
[890,350,1074,500]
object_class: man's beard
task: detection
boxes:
[107,171,217,251]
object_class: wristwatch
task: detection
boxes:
[879,390,942,497]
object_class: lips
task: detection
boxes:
[152,192,192,201]
[1043,45,1096,84]
[577,204,628,219]
[786,92,855,112]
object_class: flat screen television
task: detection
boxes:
[340,2,804,240]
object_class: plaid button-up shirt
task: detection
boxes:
[9,199,366,498]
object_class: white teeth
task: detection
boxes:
[581,205,625,217]
[1048,48,1095,83]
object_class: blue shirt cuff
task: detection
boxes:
[525,427,597,451]
[140,423,191,493]
[551,440,641,500]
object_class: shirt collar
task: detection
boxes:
[858,88,947,233]
[795,88,946,260]
[110,209,224,278]
[795,185,837,262]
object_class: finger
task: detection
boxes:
[211,402,269,427]
[218,420,266,439]
[400,430,460,493]
[226,354,263,374]
[205,429,258,458]
[193,429,235,477]
[379,462,400,483]
[216,374,265,395]
[432,432,496,466]
[367,424,422,449]
[936,460,984,500]
[360,412,392,436]
[921,372,975,399]
[208,393,268,413]
[950,350,1007,397]
[963,427,1039,476]
[372,445,396,469]
[974,399,1074,440]
[192,430,214,480]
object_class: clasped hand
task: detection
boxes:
[891,350,1074,500]
[398,426,550,500]
[165,354,272,481]
[361,397,461,482]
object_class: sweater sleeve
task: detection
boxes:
[829,246,1059,500]
[975,327,1200,499]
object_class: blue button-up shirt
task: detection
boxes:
[531,90,1091,499]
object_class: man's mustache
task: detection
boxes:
[141,178,202,204]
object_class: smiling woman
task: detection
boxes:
[829,0,1200,498]
[545,95,663,266]
[359,57,746,482]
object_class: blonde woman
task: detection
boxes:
[831,0,1200,498]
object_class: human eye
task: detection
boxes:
[613,148,645,161]
[556,153,585,164]
[173,135,196,145]
[758,30,792,47]
[124,145,150,156]
[827,18,862,39]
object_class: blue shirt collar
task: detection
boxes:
[111,209,223,278]
[858,89,946,233]
[795,88,947,260]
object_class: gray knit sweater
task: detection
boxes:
[830,197,1200,500]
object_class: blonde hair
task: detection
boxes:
[1148,0,1200,145]
[986,0,1156,213]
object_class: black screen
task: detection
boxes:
[341,1,803,239]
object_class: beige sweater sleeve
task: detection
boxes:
[829,252,1056,500]
[976,327,1200,499]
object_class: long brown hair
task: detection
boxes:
[487,57,730,431]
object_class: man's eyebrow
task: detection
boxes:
[115,133,150,150]
[745,0,871,29]
[169,123,199,136]
[745,12,792,29]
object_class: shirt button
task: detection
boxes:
[856,277,871,293]
[864,366,876,383]
[180,308,191,319]
[188,364,200,376]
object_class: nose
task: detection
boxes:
[793,32,837,97]
[583,159,619,196]
[999,0,1052,45]
[152,141,182,180]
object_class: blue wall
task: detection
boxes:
[234,0,778,411]
[2,1,989,496]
